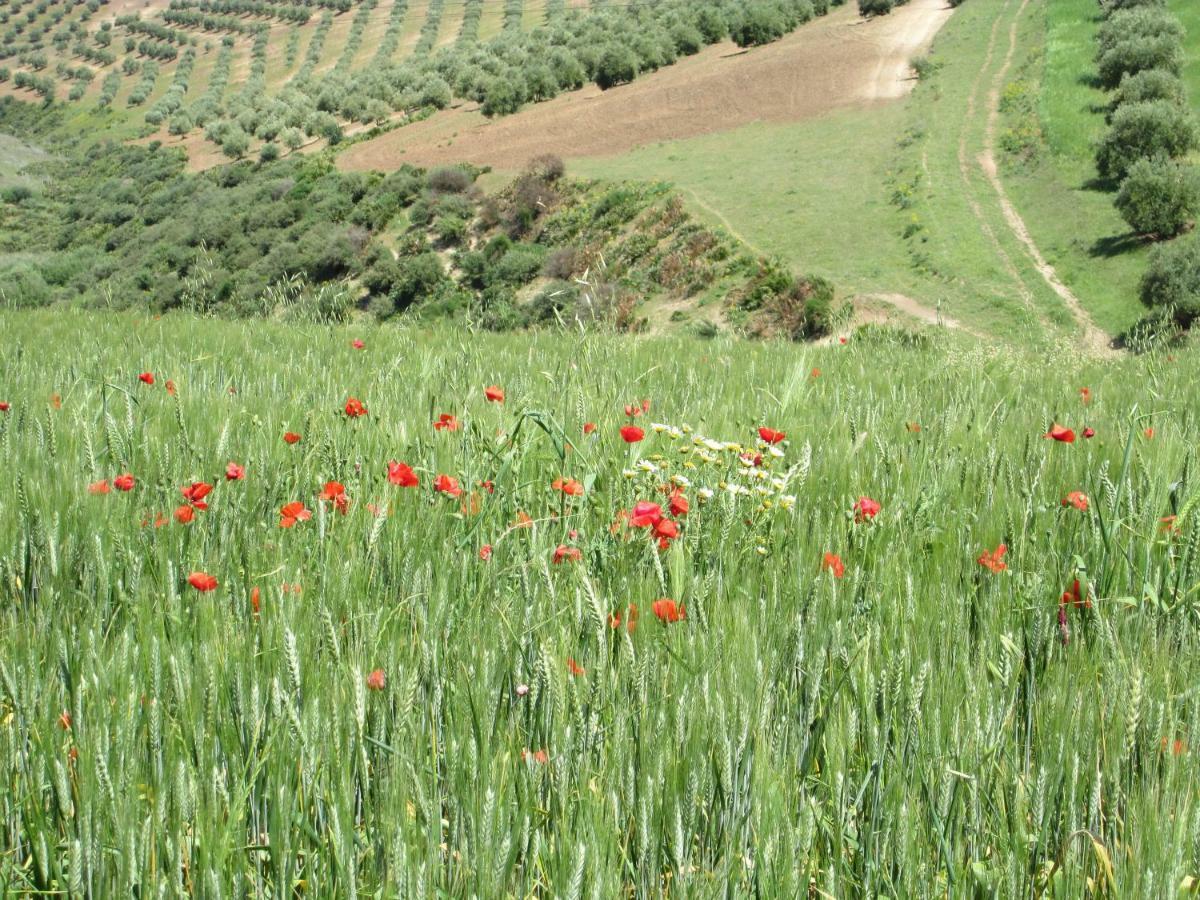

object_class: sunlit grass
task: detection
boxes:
[0,309,1198,894]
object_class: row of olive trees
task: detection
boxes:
[191,0,844,160]
[1089,0,1200,326]
[858,0,965,17]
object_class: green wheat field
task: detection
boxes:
[1,310,1198,895]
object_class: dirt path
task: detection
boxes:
[338,0,956,172]
[855,292,989,338]
[976,0,1114,354]
[954,0,1044,329]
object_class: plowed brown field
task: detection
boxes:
[338,0,954,173]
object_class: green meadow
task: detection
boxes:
[1,310,1198,894]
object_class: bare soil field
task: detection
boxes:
[338,0,955,173]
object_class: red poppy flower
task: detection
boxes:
[566,657,585,676]
[583,422,597,435]
[88,479,111,495]
[552,477,584,497]
[479,544,493,561]
[667,490,689,517]
[758,427,786,445]
[433,413,460,432]
[1060,579,1091,609]
[352,339,365,350]
[344,397,368,418]
[0,402,9,412]
[283,431,301,445]
[629,501,663,528]
[521,748,550,764]
[250,586,261,615]
[174,505,195,524]
[181,481,213,510]
[853,496,880,522]
[1161,736,1188,756]
[1144,427,1155,439]
[1062,491,1089,511]
[977,544,1007,573]
[553,545,581,564]
[1082,427,1096,439]
[1079,387,1091,404]
[50,393,61,410]
[652,598,686,623]
[906,422,922,433]
[434,474,462,497]
[478,480,495,494]
[484,385,505,403]
[165,380,177,396]
[610,603,639,633]
[366,668,386,691]
[1044,424,1075,443]
[188,572,218,592]
[279,501,312,528]
[810,368,821,379]
[59,709,72,730]
[320,481,350,514]
[620,425,644,443]
[654,518,679,544]
[385,460,418,487]
[225,461,245,481]
[839,337,848,345]
[138,372,155,385]
[113,473,136,492]
[624,404,642,418]
[153,513,168,528]
[822,553,844,578]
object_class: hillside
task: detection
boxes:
[0,0,843,166]
[7,0,1200,894]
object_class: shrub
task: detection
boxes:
[0,261,51,307]
[1101,0,1165,12]
[1097,35,1183,89]
[481,77,521,117]
[1096,101,1198,181]
[731,4,788,45]
[428,167,473,194]
[490,244,547,285]
[388,252,447,310]
[858,0,894,15]
[259,142,280,163]
[527,153,565,183]
[220,127,250,160]
[594,45,638,90]
[1112,69,1187,110]
[1140,235,1200,324]
[1097,7,1183,58]
[434,214,467,245]
[1115,158,1200,238]
[542,246,576,280]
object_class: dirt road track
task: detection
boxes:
[338,0,956,172]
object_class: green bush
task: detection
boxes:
[1095,100,1198,181]
[858,0,894,15]
[490,244,547,286]
[1112,69,1187,110]
[1115,158,1200,238]
[1101,0,1165,12]
[1140,234,1200,324]
[594,45,638,90]
[1097,7,1183,58]
[1097,35,1183,89]
[731,4,788,46]
[0,261,51,307]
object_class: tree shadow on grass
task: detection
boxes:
[1090,231,1146,259]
